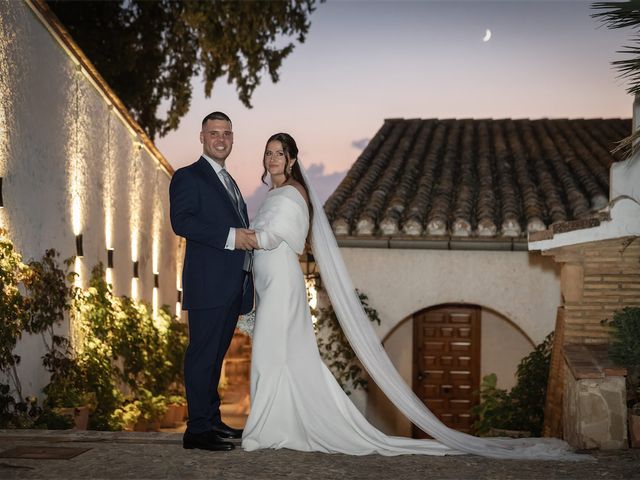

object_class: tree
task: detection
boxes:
[46,0,319,140]
[592,2,640,94]
[592,1,640,158]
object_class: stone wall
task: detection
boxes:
[541,236,638,442]
[563,347,627,450]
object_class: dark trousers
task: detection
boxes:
[184,291,242,434]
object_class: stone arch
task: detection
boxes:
[366,302,536,437]
[382,302,536,348]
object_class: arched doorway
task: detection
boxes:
[412,304,480,437]
[365,303,533,438]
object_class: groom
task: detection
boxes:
[170,111,256,452]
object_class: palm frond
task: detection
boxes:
[612,41,640,94]
[591,2,640,164]
[592,3,640,95]
[592,1,640,29]
[610,129,640,158]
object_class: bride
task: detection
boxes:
[241,133,585,460]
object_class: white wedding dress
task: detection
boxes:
[242,185,453,455]
[242,169,586,461]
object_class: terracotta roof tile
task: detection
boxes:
[325,118,630,239]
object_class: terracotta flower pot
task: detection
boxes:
[176,404,187,423]
[134,418,162,432]
[160,404,181,428]
[56,406,89,430]
[133,419,147,432]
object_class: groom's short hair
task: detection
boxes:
[202,111,232,128]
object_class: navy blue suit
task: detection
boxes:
[170,156,254,433]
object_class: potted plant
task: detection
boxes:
[161,395,187,428]
[133,389,167,432]
[111,401,142,431]
[603,307,640,448]
[41,333,97,430]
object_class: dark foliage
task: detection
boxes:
[46,0,320,139]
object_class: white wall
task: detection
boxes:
[337,247,558,435]
[480,308,534,390]
[339,247,561,345]
[0,2,178,397]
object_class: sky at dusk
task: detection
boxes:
[155,0,634,218]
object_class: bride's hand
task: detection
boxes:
[236,229,258,250]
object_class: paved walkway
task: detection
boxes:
[0,430,639,480]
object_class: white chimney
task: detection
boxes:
[609,95,640,204]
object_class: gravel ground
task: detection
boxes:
[0,430,638,480]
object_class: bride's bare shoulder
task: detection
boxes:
[288,180,309,205]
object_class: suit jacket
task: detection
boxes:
[170,157,254,313]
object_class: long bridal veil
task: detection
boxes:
[298,162,588,461]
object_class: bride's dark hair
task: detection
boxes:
[261,132,314,240]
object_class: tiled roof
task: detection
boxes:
[325,118,630,239]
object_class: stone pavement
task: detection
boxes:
[0,430,639,480]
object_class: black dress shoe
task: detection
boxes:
[183,430,234,451]
[212,421,243,439]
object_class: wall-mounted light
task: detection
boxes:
[154,273,159,289]
[300,252,316,277]
[0,177,4,208]
[176,289,183,318]
[300,251,321,289]
[107,248,114,268]
[75,234,84,257]
[133,260,139,279]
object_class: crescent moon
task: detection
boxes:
[483,29,492,42]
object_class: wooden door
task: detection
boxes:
[412,305,480,437]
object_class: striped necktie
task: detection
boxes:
[220,169,252,271]
[220,168,242,212]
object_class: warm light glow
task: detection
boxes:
[72,195,82,236]
[176,286,182,318]
[131,229,138,262]
[74,256,82,288]
[151,168,162,275]
[129,144,142,273]
[67,72,87,241]
[0,16,12,229]
[106,267,113,286]
[104,110,114,251]
[305,277,318,324]
[105,211,112,250]
[131,277,138,300]
[176,238,185,319]
[152,237,159,275]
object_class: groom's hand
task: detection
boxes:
[235,229,258,250]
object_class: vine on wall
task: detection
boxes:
[313,289,381,395]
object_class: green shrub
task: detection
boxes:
[472,333,553,436]
[602,307,640,410]
[0,233,188,431]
